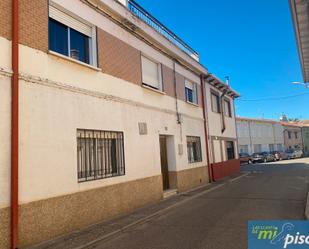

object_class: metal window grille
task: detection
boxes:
[226,141,235,160]
[187,136,202,163]
[77,129,125,182]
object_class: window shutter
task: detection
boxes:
[141,56,161,89]
[49,5,92,37]
[185,80,193,90]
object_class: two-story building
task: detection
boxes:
[0,0,240,248]
[236,118,285,155]
[281,122,303,151]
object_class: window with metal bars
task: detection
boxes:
[77,129,125,182]
[187,136,202,163]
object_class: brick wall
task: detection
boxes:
[0,0,48,52]
[20,0,48,52]
[0,0,12,40]
[97,28,142,85]
[162,65,175,97]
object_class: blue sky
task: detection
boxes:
[136,0,309,120]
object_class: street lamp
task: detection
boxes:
[291,82,309,88]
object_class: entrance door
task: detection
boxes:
[159,136,169,190]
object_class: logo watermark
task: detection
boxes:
[248,221,309,249]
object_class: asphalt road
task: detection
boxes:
[87,158,309,249]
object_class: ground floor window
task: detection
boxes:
[226,141,235,160]
[269,144,275,152]
[254,144,262,153]
[77,129,125,182]
[187,136,202,163]
[239,145,249,154]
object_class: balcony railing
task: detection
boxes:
[128,0,199,61]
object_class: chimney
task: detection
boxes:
[225,76,230,88]
[117,0,128,6]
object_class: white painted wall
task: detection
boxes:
[237,119,285,154]
[0,38,207,207]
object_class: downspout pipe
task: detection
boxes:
[220,90,227,134]
[200,75,213,182]
[11,0,19,248]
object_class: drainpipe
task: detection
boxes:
[220,90,227,133]
[200,75,213,182]
[11,0,19,248]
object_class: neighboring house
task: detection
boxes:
[236,118,285,155]
[0,0,240,248]
[302,125,309,156]
[205,76,240,179]
[281,122,303,151]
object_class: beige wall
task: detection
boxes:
[283,126,303,150]
[0,37,208,208]
[205,84,238,163]
[0,176,163,249]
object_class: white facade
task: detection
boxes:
[237,118,285,155]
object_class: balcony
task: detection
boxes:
[127,0,200,61]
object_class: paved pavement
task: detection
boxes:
[30,158,309,249]
[86,158,309,249]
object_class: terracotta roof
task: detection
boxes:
[280,121,303,128]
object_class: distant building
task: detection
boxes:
[301,125,309,156]
[236,118,284,155]
[280,122,303,151]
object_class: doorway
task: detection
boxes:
[159,135,170,190]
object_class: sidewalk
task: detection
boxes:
[26,173,248,249]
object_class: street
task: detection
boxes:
[86,158,309,249]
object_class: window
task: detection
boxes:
[224,99,232,117]
[185,80,198,104]
[77,129,125,182]
[211,92,221,113]
[226,141,235,160]
[295,132,298,139]
[277,144,283,152]
[187,136,202,163]
[49,5,96,65]
[269,144,275,152]
[141,55,162,90]
[254,144,262,153]
[288,131,292,139]
[239,145,249,154]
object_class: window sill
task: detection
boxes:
[142,84,166,95]
[48,51,102,72]
[186,101,199,107]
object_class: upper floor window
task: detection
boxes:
[288,131,292,139]
[295,132,298,139]
[185,80,198,104]
[49,5,97,66]
[141,55,163,91]
[211,92,221,113]
[187,136,202,163]
[224,99,232,117]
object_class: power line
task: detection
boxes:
[236,92,309,102]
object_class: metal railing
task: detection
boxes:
[77,129,125,182]
[128,0,199,61]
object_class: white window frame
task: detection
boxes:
[185,79,198,104]
[49,4,97,67]
[141,55,163,91]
